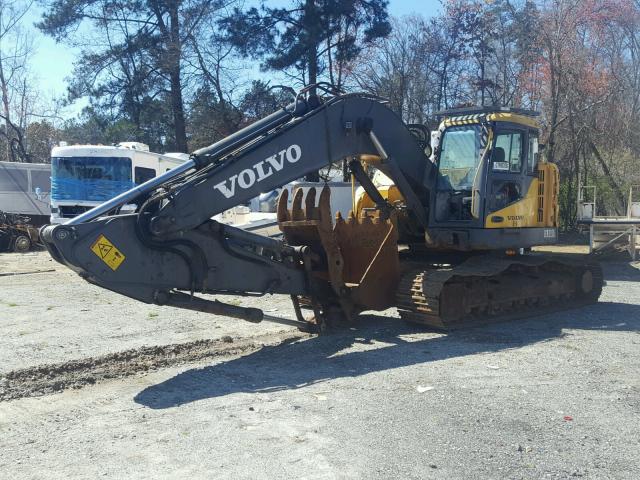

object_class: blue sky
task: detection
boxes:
[27,0,442,118]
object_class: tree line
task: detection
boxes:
[2,0,639,228]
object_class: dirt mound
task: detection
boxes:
[0,331,307,401]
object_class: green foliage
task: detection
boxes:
[187,81,294,151]
[58,101,174,153]
[25,122,60,164]
[188,87,242,151]
[558,178,577,231]
[37,0,230,152]
[238,81,295,123]
[219,0,391,86]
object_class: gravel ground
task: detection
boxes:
[0,252,299,372]
[0,252,639,479]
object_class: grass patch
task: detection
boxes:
[148,312,159,318]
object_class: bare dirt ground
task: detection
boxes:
[1,251,639,479]
[0,252,299,373]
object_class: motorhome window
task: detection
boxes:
[134,167,156,184]
[0,167,28,191]
[52,157,132,182]
[30,171,51,192]
[438,125,482,191]
[493,132,523,173]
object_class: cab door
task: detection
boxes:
[485,127,534,228]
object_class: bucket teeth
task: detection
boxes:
[291,187,306,221]
[334,210,356,226]
[304,187,317,219]
[278,183,398,230]
[277,186,327,253]
[318,186,331,225]
[277,186,334,225]
[277,188,289,223]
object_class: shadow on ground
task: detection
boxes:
[135,299,640,409]
[601,261,640,281]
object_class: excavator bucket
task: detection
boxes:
[333,209,400,311]
[277,186,400,319]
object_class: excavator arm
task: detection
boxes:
[41,92,434,326]
[148,93,431,234]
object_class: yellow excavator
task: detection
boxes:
[41,89,602,331]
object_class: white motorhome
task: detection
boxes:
[50,142,189,223]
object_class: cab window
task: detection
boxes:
[437,125,482,191]
[134,166,156,184]
[492,132,523,173]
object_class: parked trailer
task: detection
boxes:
[0,161,51,226]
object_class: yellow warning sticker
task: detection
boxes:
[90,234,126,271]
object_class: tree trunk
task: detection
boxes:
[0,57,13,162]
[480,55,486,106]
[305,0,318,95]
[589,140,626,215]
[170,67,188,152]
[307,43,318,87]
[303,0,320,182]
[168,4,187,152]
[567,107,580,228]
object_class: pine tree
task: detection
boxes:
[38,0,230,153]
[220,0,391,92]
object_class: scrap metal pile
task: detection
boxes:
[0,211,40,253]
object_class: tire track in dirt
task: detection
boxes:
[0,330,308,402]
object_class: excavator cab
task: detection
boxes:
[353,107,560,251]
[432,109,541,229]
[424,108,560,251]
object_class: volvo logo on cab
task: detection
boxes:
[213,144,302,199]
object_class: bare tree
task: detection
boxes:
[0,0,34,161]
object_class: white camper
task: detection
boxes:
[50,143,189,223]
